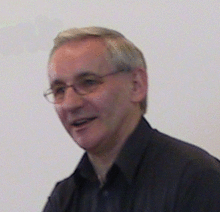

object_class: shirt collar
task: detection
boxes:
[74,153,97,182]
[115,117,153,184]
[74,117,153,184]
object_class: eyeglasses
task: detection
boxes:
[44,69,125,104]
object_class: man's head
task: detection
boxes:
[46,26,148,154]
[49,26,148,113]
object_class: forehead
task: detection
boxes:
[48,38,112,82]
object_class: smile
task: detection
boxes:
[71,117,97,127]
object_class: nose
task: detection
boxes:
[61,86,84,111]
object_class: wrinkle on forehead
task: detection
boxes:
[48,38,113,83]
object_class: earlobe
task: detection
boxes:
[130,68,148,103]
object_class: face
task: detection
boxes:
[48,38,138,154]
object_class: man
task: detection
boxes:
[43,26,220,212]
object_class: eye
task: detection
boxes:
[84,79,98,85]
[80,76,100,88]
[52,85,66,96]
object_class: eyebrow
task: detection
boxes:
[50,71,98,88]
[76,71,97,78]
[50,79,65,88]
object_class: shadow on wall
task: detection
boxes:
[0,15,63,56]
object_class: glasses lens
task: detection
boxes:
[76,74,102,94]
[44,74,103,104]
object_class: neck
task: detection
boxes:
[88,144,119,182]
[88,114,142,183]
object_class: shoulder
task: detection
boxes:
[136,127,220,210]
[134,118,220,179]
[53,172,76,195]
[138,123,220,188]
[43,172,79,212]
[149,129,220,169]
[51,173,76,201]
[144,129,220,179]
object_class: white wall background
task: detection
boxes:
[1,1,219,211]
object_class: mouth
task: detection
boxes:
[71,117,97,128]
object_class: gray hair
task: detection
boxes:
[49,26,147,114]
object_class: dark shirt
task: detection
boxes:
[43,118,220,212]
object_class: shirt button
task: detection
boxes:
[103,190,109,197]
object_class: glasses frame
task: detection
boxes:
[43,69,126,104]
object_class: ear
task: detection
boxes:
[130,67,148,104]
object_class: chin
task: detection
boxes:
[73,132,107,153]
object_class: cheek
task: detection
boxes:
[90,88,124,117]
[92,89,110,104]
